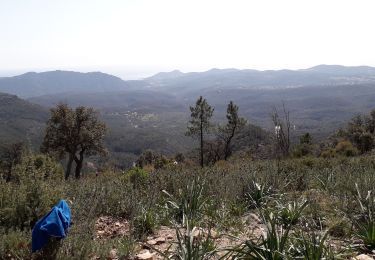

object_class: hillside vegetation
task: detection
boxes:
[2,155,375,259]
[0,93,48,149]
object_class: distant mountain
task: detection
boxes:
[146,70,185,81]
[0,92,48,147]
[0,70,128,98]
[145,65,375,95]
[1,65,375,99]
[305,64,375,75]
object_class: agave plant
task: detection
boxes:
[159,177,217,260]
[277,200,308,227]
[225,199,309,259]
[291,231,336,260]
[172,215,217,260]
[357,221,375,250]
[163,176,208,226]
[245,181,273,209]
[225,210,294,259]
[353,183,375,250]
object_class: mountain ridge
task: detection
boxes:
[0,70,128,98]
[1,64,375,100]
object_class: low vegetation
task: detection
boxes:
[2,153,375,258]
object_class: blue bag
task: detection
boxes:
[31,200,71,252]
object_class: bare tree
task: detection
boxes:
[271,103,291,158]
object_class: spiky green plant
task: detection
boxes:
[291,231,336,260]
[163,176,208,226]
[226,211,293,259]
[225,198,309,260]
[132,207,157,239]
[245,181,273,209]
[277,200,308,227]
[172,216,217,260]
[353,183,375,250]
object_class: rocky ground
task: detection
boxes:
[94,214,375,259]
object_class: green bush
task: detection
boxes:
[0,229,30,260]
[335,140,358,157]
[0,178,63,230]
[320,148,336,158]
[126,167,149,188]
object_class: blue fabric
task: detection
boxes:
[32,200,71,252]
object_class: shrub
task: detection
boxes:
[0,176,63,231]
[12,153,64,182]
[335,140,358,157]
[126,167,149,188]
[0,229,30,260]
[154,155,169,169]
[292,144,313,158]
[320,148,336,158]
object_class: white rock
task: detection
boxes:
[352,254,374,260]
[109,249,118,259]
[136,251,156,260]
[146,239,157,245]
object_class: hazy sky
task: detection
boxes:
[1,0,375,78]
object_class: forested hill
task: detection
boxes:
[0,92,48,148]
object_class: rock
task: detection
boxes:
[109,248,118,259]
[155,237,166,244]
[248,213,262,224]
[146,237,165,245]
[135,250,156,260]
[352,254,374,260]
[209,229,219,239]
[146,239,157,245]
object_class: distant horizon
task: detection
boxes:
[1,0,375,79]
[1,63,375,80]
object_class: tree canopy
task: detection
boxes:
[186,96,214,167]
[41,104,107,179]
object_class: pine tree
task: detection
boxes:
[186,96,214,168]
[218,101,246,160]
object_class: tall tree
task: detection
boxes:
[218,101,246,160]
[186,96,214,167]
[41,104,107,179]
